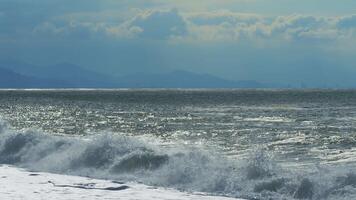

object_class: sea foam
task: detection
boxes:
[1,119,356,200]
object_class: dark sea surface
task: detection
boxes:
[1,89,356,199]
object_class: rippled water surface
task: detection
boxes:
[1,89,356,199]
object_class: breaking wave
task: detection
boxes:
[1,119,356,200]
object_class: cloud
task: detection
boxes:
[33,21,143,39]
[34,22,98,39]
[2,1,356,44]
[184,12,356,43]
[268,15,334,41]
[129,9,187,39]
[337,15,356,29]
[187,10,264,26]
[32,9,187,40]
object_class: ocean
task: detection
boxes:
[1,89,356,199]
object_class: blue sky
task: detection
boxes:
[1,0,356,87]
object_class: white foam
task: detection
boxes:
[0,165,241,200]
[242,116,294,123]
[2,119,356,200]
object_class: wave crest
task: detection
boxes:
[1,119,356,199]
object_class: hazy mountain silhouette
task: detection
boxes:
[0,60,117,88]
[0,60,272,88]
[0,68,69,88]
[117,70,266,88]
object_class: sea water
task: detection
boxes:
[1,89,356,199]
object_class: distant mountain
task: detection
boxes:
[117,70,267,88]
[0,60,117,88]
[0,68,68,88]
[42,63,118,87]
[0,60,273,88]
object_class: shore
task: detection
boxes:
[0,165,242,200]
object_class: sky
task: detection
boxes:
[1,0,356,87]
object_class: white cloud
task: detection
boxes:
[34,22,100,39]
[31,8,356,44]
[184,12,356,43]
[337,15,356,29]
[186,10,264,26]
[33,9,187,40]
[129,8,187,39]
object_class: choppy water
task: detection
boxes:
[1,89,356,199]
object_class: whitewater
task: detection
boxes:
[1,89,356,199]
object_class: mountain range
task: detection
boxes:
[0,60,272,88]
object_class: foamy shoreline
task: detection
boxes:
[0,165,242,200]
